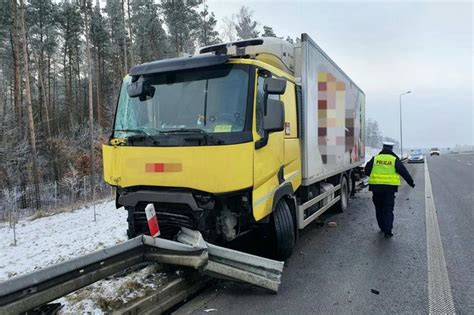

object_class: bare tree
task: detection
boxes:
[62,165,81,206]
[221,16,236,42]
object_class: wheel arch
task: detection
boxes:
[271,183,298,239]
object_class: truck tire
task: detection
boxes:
[335,175,349,213]
[272,199,295,260]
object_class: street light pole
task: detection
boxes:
[399,90,411,158]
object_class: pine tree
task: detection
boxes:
[130,0,168,63]
[91,0,108,127]
[161,0,200,55]
[58,0,83,129]
[126,0,134,65]
[366,119,383,148]
[83,0,96,217]
[9,0,22,130]
[235,6,259,40]
[19,0,41,209]
[196,4,220,47]
[262,25,276,38]
[27,0,58,138]
[104,0,127,78]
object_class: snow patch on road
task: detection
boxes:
[0,200,128,281]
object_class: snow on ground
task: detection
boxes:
[57,264,169,314]
[0,200,128,281]
[0,200,172,313]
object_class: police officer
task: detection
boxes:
[365,141,415,238]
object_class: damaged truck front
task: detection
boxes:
[103,34,365,260]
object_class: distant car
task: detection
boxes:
[430,148,441,156]
[408,150,425,163]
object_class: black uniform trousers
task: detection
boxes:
[372,191,395,233]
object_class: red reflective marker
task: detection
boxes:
[145,203,160,237]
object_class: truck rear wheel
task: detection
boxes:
[335,175,349,213]
[272,199,295,260]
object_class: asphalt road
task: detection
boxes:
[174,154,473,314]
[427,153,474,313]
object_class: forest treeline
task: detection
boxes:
[0,0,288,207]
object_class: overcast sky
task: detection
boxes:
[207,0,473,148]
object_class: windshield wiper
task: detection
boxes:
[114,129,159,144]
[159,128,208,135]
[115,128,150,135]
[160,128,225,145]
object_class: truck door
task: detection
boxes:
[252,70,285,221]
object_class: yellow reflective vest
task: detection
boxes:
[368,154,401,186]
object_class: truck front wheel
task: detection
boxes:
[271,199,295,260]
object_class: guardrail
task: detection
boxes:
[0,228,284,314]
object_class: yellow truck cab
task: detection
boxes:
[103,34,365,260]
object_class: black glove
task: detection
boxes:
[409,183,415,188]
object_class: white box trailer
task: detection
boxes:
[295,33,365,185]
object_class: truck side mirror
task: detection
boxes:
[128,77,155,101]
[264,99,284,132]
[263,77,286,117]
[264,78,287,95]
[127,77,144,98]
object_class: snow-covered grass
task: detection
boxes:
[0,200,172,314]
[0,200,128,281]
[58,264,168,314]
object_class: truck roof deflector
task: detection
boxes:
[129,54,230,76]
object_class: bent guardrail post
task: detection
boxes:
[143,234,208,269]
[177,228,285,292]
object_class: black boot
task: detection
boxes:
[384,232,394,238]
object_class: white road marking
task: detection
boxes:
[467,163,472,166]
[424,161,455,314]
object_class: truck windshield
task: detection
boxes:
[114,64,250,139]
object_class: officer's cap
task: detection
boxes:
[382,141,395,147]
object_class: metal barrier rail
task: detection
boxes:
[0,229,284,314]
